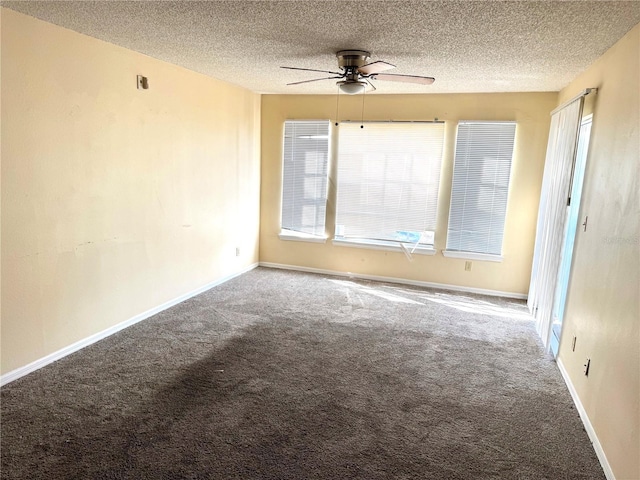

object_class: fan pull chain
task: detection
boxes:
[334,86,340,126]
[360,87,366,128]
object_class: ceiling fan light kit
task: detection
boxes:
[337,80,367,95]
[281,49,435,94]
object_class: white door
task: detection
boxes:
[550,115,592,357]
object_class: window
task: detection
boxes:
[280,120,330,241]
[334,122,445,253]
[445,121,516,260]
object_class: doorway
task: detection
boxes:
[550,115,592,357]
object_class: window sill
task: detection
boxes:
[279,231,327,244]
[332,238,436,255]
[442,250,503,262]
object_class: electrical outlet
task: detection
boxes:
[137,75,149,90]
[464,261,472,271]
[235,247,240,257]
[584,358,590,376]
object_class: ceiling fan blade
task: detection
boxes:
[281,66,343,75]
[371,73,435,85]
[358,61,395,75]
[286,76,343,86]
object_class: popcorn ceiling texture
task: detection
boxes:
[3,1,640,94]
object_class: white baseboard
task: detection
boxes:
[1,261,524,386]
[258,262,528,300]
[0,263,259,387]
[556,358,615,480]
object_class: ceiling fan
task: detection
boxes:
[281,50,435,94]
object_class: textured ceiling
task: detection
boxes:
[4,1,640,94]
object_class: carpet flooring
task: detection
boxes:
[1,267,604,479]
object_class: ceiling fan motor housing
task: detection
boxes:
[336,50,371,70]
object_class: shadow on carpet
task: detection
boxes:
[1,268,604,479]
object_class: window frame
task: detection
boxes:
[333,121,445,254]
[279,119,331,243]
[444,120,517,262]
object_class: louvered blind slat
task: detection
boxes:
[446,122,516,255]
[336,123,445,244]
[281,120,330,236]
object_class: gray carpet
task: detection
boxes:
[1,267,604,479]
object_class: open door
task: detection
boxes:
[549,115,592,357]
[528,89,597,351]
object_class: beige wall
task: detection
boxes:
[260,92,557,295]
[557,24,639,480]
[4,7,636,476]
[1,9,261,374]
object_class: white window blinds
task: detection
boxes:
[281,120,330,237]
[446,122,516,256]
[335,122,445,245]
